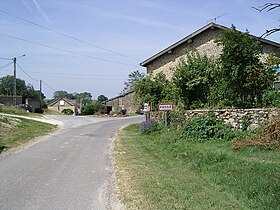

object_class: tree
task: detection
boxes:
[122,70,145,93]
[81,100,104,115]
[0,75,39,101]
[253,3,280,37]
[134,73,172,108]
[216,26,276,107]
[172,51,218,109]
[97,94,108,102]
[53,90,69,99]
[78,92,92,101]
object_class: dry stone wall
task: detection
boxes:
[185,109,280,130]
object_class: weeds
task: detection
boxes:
[139,118,162,134]
[181,113,236,142]
[233,116,280,150]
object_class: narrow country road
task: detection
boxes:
[0,115,144,210]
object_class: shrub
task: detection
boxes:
[62,108,74,115]
[139,118,162,134]
[262,90,280,108]
[82,104,94,115]
[168,109,187,129]
[233,116,280,150]
[181,113,234,142]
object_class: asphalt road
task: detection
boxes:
[0,115,144,210]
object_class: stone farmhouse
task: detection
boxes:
[140,22,280,78]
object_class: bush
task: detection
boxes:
[262,90,280,108]
[82,101,105,115]
[62,108,74,115]
[233,116,280,150]
[35,108,44,114]
[168,109,187,129]
[181,113,235,142]
[82,104,95,115]
[139,118,162,134]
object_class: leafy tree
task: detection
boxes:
[216,26,276,108]
[82,100,104,115]
[122,70,145,93]
[172,51,218,109]
[134,73,172,108]
[78,92,92,101]
[0,75,39,101]
[53,90,69,99]
[97,94,108,102]
[253,3,280,37]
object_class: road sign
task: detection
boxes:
[158,104,173,111]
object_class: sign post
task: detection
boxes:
[158,101,173,127]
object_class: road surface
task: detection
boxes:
[0,115,144,210]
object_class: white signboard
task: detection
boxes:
[158,104,173,111]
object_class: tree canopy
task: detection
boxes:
[122,70,145,93]
[0,75,40,101]
[216,26,276,107]
[97,95,108,102]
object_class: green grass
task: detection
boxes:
[115,124,280,210]
[0,116,56,152]
[0,105,41,117]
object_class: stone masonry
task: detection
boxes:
[185,109,280,130]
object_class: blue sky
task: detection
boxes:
[0,0,279,99]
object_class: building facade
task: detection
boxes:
[140,22,280,78]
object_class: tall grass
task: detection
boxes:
[115,121,280,209]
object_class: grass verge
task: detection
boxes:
[115,124,280,210]
[0,105,41,117]
[0,116,56,152]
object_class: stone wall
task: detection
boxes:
[185,109,280,130]
[0,95,22,105]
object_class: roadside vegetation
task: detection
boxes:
[115,114,280,209]
[0,104,40,116]
[0,115,56,153]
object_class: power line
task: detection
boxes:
[0,61,13,70]
[19,71,128,77]
[0,33,139,68]
[42,81,56,92]
[0,9,140,61]
[0,57,12,60]
[17,63,57,92]
[16,63,39,82]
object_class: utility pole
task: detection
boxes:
[39,80,42,107]
[13,57,17,106]
[12,54,25,106]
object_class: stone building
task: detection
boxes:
[48,98,77,113]
[140,22,280,78]
[105,90,139,114]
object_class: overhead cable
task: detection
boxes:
[0,9,140,61]
[0,61,13,70]
[0,33,139,68]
